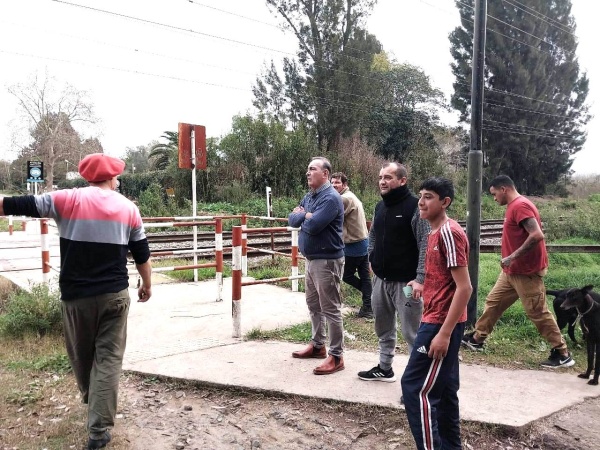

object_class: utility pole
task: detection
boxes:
[466,0,487,326]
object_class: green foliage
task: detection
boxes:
[257,1,380,149]
[589,193,600,203]
[0,284,62,338]
[137,183,172,217]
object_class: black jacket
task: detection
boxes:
[368,185,429,283]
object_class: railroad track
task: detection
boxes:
[146,219,507,244]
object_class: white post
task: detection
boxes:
[191,128,198,282]
[266,186,272,218]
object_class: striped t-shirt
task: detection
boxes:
[422,219,469,324]
[4,187,149,300]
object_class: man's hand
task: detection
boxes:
[292,206,305,213]
[500,255,513,268]
[408,280,424,299]
[138,285,152,302]
[428,333,450,360]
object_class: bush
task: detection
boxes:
[0,284,62,338]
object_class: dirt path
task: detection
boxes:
[110,374,600,450]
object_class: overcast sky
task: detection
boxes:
[0,0,597,175]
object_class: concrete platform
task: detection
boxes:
[1,229,599,430]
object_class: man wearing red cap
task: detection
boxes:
[0,153,152,449]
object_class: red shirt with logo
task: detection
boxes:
[422,219,469,324]
[502,196,548,275]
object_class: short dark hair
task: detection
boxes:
[330,172,348,184]
[489,175,515,189]
[382,161,408,179]
[419,177,455,206]
[311,156,333,176]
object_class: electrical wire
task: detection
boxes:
[501,0,576,36]
[509,0,575,33]
[186,0,281,29]
[483,118,578,137]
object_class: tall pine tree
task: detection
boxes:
[450,0,590,194]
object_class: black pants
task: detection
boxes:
[401,322,464,450]
[342,254,372,308]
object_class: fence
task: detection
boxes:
[231,224,303,338]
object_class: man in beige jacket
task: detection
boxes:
[331,172,373,318]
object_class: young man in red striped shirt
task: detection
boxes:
[401,177,472,450]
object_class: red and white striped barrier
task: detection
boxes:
[232,225,243,338]
[230,225,303,337]
[40,219,51,283]
[241,214,248,276]
[215,217,223,302]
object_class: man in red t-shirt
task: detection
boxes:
[462,175,574,369]
[401,177,472,450]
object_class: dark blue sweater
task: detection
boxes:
[288,183,344,260]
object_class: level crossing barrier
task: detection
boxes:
[231,224,303,338]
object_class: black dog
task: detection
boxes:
[547,288,582,344]
[560,285,600,386]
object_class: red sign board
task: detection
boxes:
[178,123,207,170]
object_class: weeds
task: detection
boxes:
[0,283,62,337]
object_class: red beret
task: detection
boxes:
[78,153,126,183]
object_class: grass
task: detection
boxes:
[0,333,88,449]
[151,257,232,281]
[244,252,600,371]
[0,217,26,233]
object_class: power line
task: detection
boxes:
[487,13,575,57]
[482,125,582,141]
[0,49,250,92]
[484,101,579,122]
[483,118,578,137]
[187,0,281,29]
[0,20,258,77]
[455,0,575,56]
[501,0,576,36]
[0,48,444,125]
[418,0,566,62]
[51,0,293,56]
[454,80,571,109]
[51,0,385,87]
[508,0,575,33]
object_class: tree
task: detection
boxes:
[257,0,381,150]
[9,73,99,190]
[449,0,590,194]
[148,131,178,171]
[124,143,154,174]
[362,60,447,162]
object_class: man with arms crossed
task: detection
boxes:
[289,157,345,375]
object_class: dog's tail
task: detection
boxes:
[546,289,562,297]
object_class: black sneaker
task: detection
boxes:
[87,431,111,450]
[461,332,484,351]
[358,365,396,382]
[540,349,575,368]
[357,306,374,319]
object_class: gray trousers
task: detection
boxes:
[61,288,130,437]
[305,257,345,357]
[372,275,423,370]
